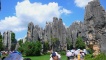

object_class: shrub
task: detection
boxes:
[84,54,93,60]
[66,38,73,50]
[84,53,106,60]
[18,40,42,56]
[18,45,24,54]
[34,41,42,56]
[87,48,93,54]
[75,36,86,49]
[43,41,49,54]
[46,52,51,55]
[59,51,66,55]
[94,53,106,60]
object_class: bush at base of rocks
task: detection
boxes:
[59,51,66,55]
[84,53,106,60]
[18,40,42,56]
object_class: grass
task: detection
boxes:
[84,53,106,60]
[24,55,67,60]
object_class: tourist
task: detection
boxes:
[66,50,72,60]
[70,49,75,53]
[50,52,61,60]
[71,52,75,59]
[74,49,79,58]
[77,52,81,60]
[83,49,87,55]
[4,50,23,60]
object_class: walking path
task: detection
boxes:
[69,58,84,60]
[74,58,84,60]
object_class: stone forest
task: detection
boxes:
[27,0,106,53]
[0,0,106,60]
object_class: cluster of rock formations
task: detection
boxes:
[2,31,12,51]
[0,31,17,51]
[27,0,106,52]
[27,18,67,51]
[0,0,105,52]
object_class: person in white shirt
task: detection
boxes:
[50,52,61,60]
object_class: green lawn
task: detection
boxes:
[24,55,67,60]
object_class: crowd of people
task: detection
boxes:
[49,49,88,60]
[66,49,87,60]
[0,49,87,60]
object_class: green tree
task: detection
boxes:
[18,42,25,54]
[18,40,42,56]
[18,39,23,47]
[11,32,16,43]
[34,41,42,56]
[11,32,17,51]
[0,34,3,51]
[43,41,49,54]
[75,36,85,49]
[51,38,60,51]
[66,38,73,50]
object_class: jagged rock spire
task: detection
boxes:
[84,0,106,53]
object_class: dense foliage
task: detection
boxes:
[0,34,3,51]
[18,40,42,56]
[18,39,23,47]
[87,48,93,54]
[66,38,73,50]
[84,53,106,60]
[75,36,86,49]
[11,32,16,43]
[43,41,49,54]
[51,38,60,51]
[59,51,66,55]
[11,32,17,50]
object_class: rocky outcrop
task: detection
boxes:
[27,22,44,42]
[43,22,52,46]
[27,22,34,41]
[27,0,106,52]
[84,0,106,52]
[67,21,85,48]
[27,17,67,51]
[3,31,12,51]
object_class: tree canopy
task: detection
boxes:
[75,36,86,49]
[18,40,42,56]
[11,32,16,43]
[0,34,3,51]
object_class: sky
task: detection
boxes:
[0,0,106,40]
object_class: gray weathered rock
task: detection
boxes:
[3,31,12,51]
[27,17,67,51]
[26,0,106,52]
[67,21,85,48]
[84,0,106,52]
[27,22,34,41]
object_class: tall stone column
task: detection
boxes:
[7,31,12,51]
[3,32,7,50]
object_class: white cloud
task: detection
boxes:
[74,0,93,8]
[60,8,71,15]
[0,16,26,32]
[0,0,71,32]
